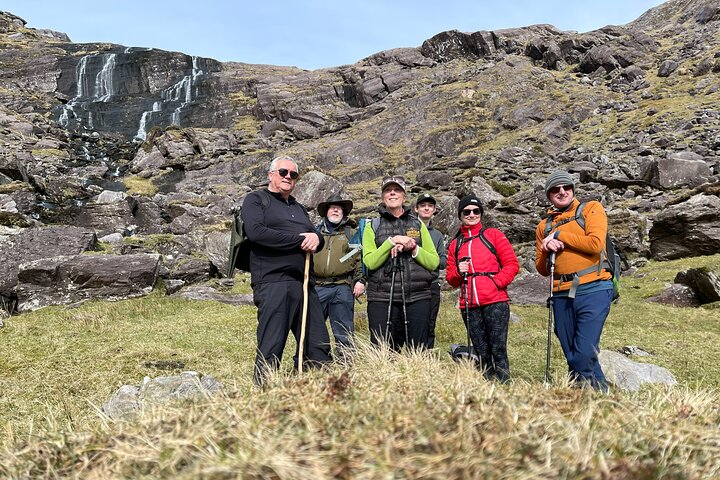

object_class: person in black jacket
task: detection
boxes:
[362,176,440,350]
[414,192,447,349]
[241,155,332,385]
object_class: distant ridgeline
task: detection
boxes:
[54,46,224,140]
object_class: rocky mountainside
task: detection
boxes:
[1,0,719,313]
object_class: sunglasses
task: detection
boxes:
[462,208,481,216]
[272,168,299,180]
[548,184,573,195]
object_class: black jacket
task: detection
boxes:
[241,189,324,287]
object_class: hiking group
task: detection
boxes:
[236,155,616,391]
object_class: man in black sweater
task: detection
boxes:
[241,155,331,385]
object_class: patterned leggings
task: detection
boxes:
[461,302,511,382]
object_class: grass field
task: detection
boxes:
[1,255,719,478]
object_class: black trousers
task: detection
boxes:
[253,280,332,385]
[367,299,431,351]
[461,301,511,382]
[427,282,441,348]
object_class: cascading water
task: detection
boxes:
[134,56,207,141]
[60,53,119,131]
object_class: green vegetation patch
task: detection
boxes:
[124,176,158,197]
[0,255,719,477]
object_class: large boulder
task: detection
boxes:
[0,226,97,303]
[599,350,677,392]
[675,268,720,304]
[649,193,720,260]
[16,253,161,311]
[102,371,224,421]
[646,283,700,307]
[641,152,712,189]
[508,272,551,305]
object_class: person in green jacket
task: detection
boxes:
[314,194,365,360]
[362,175,439,350]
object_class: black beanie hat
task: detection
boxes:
[457,194,483,219]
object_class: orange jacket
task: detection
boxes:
[535,198,612,292]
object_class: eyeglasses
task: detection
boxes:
[462,208,481,216]
[272,168,299,180]
[548,184,573,195]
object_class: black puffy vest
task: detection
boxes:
[366,206,433,303]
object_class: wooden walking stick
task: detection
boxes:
[298,251,311,374]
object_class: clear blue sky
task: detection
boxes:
[3,1,666,70]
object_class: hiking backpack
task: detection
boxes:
[543,201,622,302]
[452,226,501,270]
[226,191,271,276]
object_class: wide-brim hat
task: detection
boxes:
[317,194,353,217]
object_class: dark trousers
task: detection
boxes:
[553,289,612,391]
[427,282,441,348]
[461,301,511,382]
[367,299,431,351]
[252,280,332,385]
[317,284,355,353]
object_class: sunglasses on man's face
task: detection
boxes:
[462,208,481,217]
[273,168,299,180]
[549,184,573,195]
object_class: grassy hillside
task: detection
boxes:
[1,255,719,478]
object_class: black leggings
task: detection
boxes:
[461,302,511,381]
[367,299,431,351]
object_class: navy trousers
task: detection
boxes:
[317,283,355,353]
[552,289,612,390]
[252,280,332,385]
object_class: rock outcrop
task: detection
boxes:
[1,0,720,311]
[102,371,224,421]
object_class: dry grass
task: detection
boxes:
[1,344,719,478]
[0,255,719,478]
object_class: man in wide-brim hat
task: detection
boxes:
[314,193,366,360]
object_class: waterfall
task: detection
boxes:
[59,53,119,130]
[165,56,205,125]
[95,53,117,101]
[134,56,207,140]
[135,101,162,140]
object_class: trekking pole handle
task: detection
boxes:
[459,256,470,280]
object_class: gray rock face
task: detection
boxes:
[646,283,700,307]
[508,272,552,305]
[2,1,720,313]
[16,253,161,311]
[102,371,224,421]
[0,226,97,299]
[642,152,712,189]
[649,193,720,260]
[658,59,679,77]
[675,268,720,304]
[174,285,253,306]
[599,350,677,392]
[55,47,224,139]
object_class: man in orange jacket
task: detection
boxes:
[535,170,613,392]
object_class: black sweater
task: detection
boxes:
[241,189,324,286]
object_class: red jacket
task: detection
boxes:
[446,223,520,308]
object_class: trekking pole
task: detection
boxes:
[460,257,474,362]
[385,255,399,343]
[298,252,311,375]
[545,252,556,385]
[398,255,409,349]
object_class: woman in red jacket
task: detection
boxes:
[446,194,520,382]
